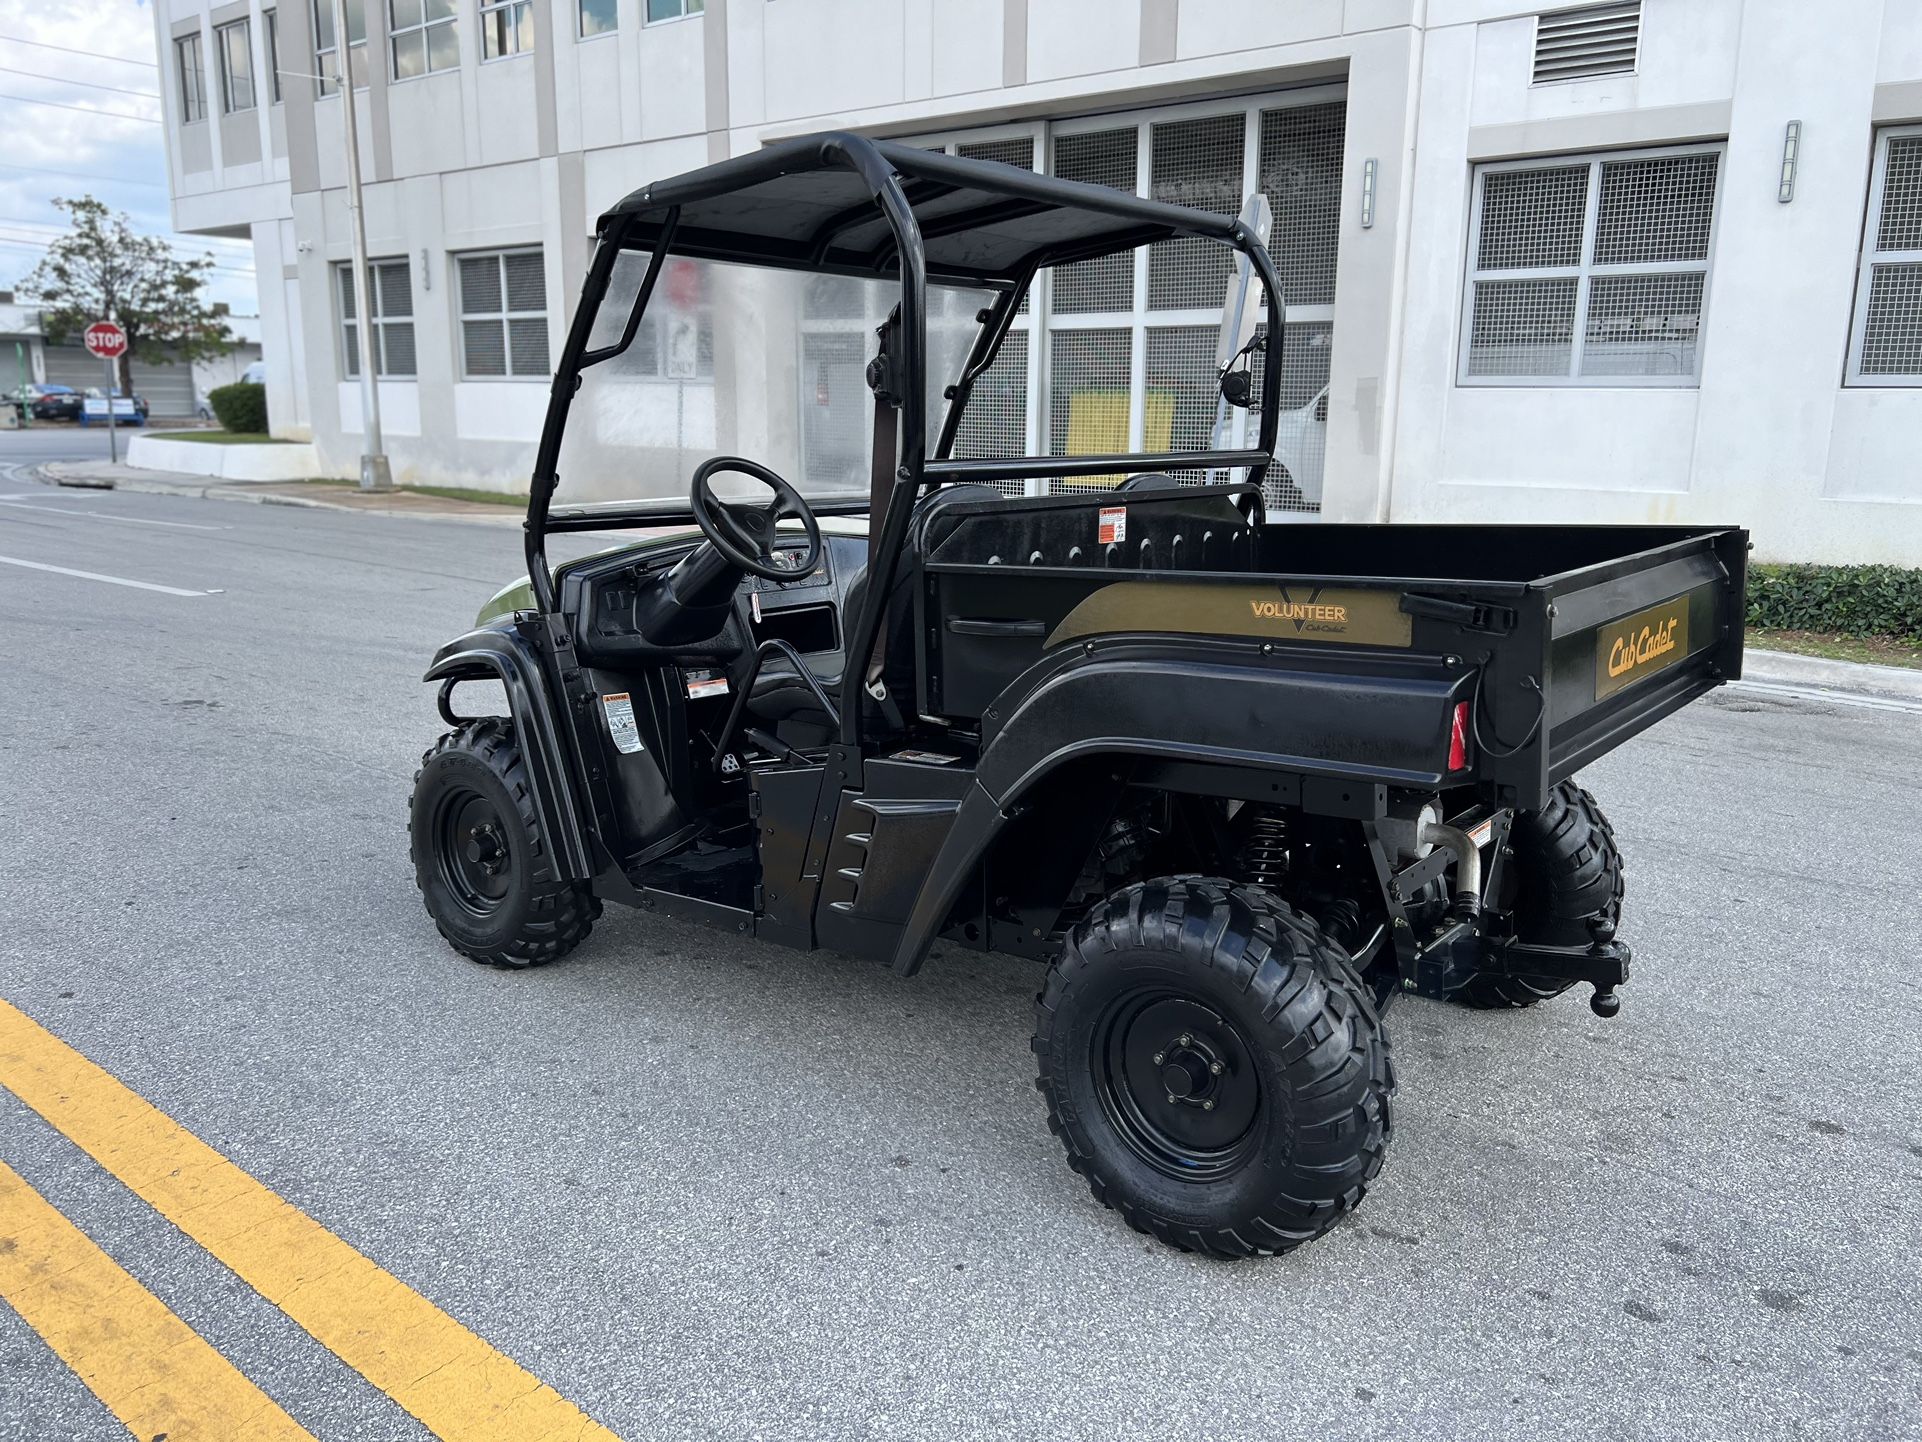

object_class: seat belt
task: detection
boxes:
[863,314,906,733]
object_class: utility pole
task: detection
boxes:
[333,0,392,492]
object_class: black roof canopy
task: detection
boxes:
[598,132,1248,284]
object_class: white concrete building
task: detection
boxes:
[154,0,1922,562]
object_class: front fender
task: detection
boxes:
[890,637,1468,975]
[424,624,594,882]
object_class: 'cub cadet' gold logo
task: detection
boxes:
[1595,595,1692,699]
[1250,599,1349,625]
[1606,617,1679,680]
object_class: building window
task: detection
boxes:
[1461,144,1722,387]
[391,0,459,78]
[216,19,256,113]
[313,0,367,93]
[481,0,534,59]
[1847,126,1922,386]
[458,249,549,378]
[264,10,282,102]
[337,260,416,378]
[579,0,617,38]
[645,0,702,21]
[176,33,206,123]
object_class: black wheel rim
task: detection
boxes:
[1093,989,1262,1182]
[434,788,513,918]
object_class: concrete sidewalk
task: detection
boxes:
[37,458,521,522]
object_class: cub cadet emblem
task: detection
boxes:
[1251,598,1349,627]
[1595,596,1692,700]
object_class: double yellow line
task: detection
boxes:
[0,998,622,1441]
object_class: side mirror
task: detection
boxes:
[1215,193,1273,412]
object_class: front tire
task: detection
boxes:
[1035,877,1394,1258]
[409,720,599,967]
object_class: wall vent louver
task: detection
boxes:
[1533,2,1640,84]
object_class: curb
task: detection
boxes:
[41,464,512,522]
[1740,647,1922,703]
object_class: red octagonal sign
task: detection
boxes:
[83,320,127,360]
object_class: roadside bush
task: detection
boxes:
[208,380,267,435]
[1746,563,1922,642]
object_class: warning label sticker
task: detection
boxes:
[684,668,730,700]
[600,692,644,754]
[1098,506,1127,545]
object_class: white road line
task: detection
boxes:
[0,555,216,597]
[0,500,229,531]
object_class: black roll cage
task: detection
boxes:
[523,131,1289,751]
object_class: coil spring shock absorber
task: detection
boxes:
[1238,808,1289,890]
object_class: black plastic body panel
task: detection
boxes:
[424,623,595,883]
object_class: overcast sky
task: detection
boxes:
[0,0,259,313]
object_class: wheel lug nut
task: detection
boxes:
[1178,1033,1192,1046]
[1202,1099,1215,1111]
[1210,1062,1223,1075]
[1152,1052,1165,1065]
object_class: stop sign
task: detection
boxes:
[83,320,127,360]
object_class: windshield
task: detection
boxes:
[554,251,993,508]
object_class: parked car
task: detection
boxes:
[25,384,81,421]
[1270,384,1328,509]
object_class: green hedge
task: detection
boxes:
[1746,563,1922,642]
[207,381,267,435]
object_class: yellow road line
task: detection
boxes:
[0,1160,318,1442]
[0,1000,620,1442]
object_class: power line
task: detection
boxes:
[0,91,160,124]
[0,65,161,101]
[0,232,257,276]
[0,36,158,69]
[0,160,170,190]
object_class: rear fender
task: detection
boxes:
[891,638,1470,974]
[424,624,595,883]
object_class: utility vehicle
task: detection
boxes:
[410,134,1747,1258]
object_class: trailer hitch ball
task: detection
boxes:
[1590,986,1621,1019]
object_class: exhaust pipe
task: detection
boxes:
[1419,821,1483,921]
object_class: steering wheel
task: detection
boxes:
[689,456,823,582]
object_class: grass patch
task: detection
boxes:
[1747,628,1922,671]
[303,477,527,507]
[146,430,293,444]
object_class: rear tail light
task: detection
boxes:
[1448,701,1471,772]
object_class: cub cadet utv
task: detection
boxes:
[411,133,1747,1259]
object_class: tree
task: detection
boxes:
[21,197,232,394]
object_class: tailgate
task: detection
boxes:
[1537,529,1747,786]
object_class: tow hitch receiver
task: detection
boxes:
[1409,917,1632,1017]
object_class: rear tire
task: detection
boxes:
[1035,877,1394,1258]
[1451,780,1623,1009]
[409,720,599,968]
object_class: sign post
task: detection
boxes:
[83,320,128,465]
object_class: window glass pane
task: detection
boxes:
[646,0,681,19]
[313,0,335,53]
[1148,113,1243,311]
[1580,272,1704,378]
[1047,328,1131,489]
[508,317,549,375]
[348,40,368,86]
[580,0,617,34]
[516,3,534,54]
[459,255,501,314]
[336,264,356,319]
[1247,320,1331,512]
[1594,152,1719,265]
[1477,164,1589,270]
[1465,278,1578,378]
[427,19,459,70]
[1258,101,1344,309]
[1858,262,1922,375]
[1052,128,1135,314]
[265,11,280,101]
[426,0,456,18]
[346,0,367,43]
[950,329,1026,480]
[392,28,423,78]
[464,319,507,376]
[383,321,417,376]
[1144,325,1220,461]
[389,0,422,28]
[1874,137,1922,253]
[377,262,413,318]
[342,322,359,376]
[483,9,506,58]
[688,0,702,12]
[503,251,545,311]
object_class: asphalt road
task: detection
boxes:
[1,457,1919,1441]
